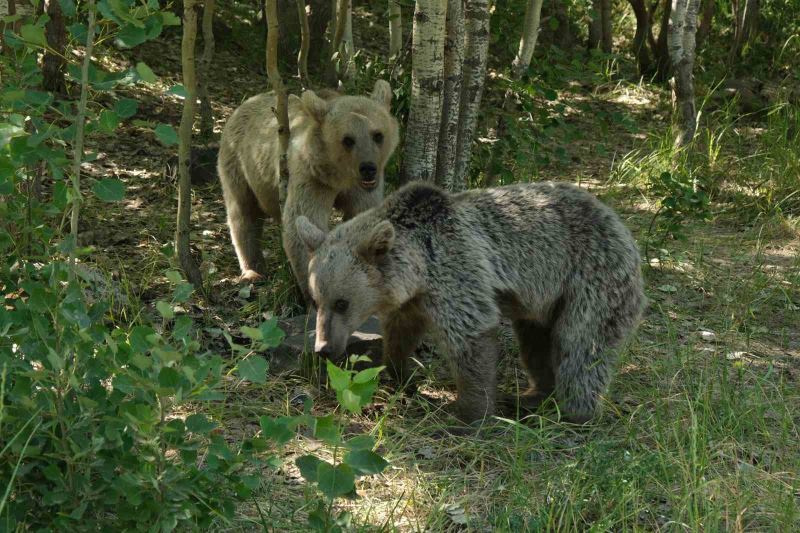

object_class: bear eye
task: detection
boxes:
[333,299,349,313]
[372,132,384,144]
[342,136,355,149]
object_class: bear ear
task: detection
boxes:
[300,90,329,123]
[357,220,395,262]
[370,80,392,110]
[296,216,327,253]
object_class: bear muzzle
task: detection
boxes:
[359,162,378,189]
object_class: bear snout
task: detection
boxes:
[359,162,378,188]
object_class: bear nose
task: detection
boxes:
[315,340,332,358]
[359,162,377,180]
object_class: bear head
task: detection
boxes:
[299,80,399,191]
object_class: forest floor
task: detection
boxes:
[77,21,800,531]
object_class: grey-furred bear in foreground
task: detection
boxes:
[295,181,646,424]
[217,80,399,301]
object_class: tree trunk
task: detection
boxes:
[435,0,464,191]
[653,0,672,81]
[296,0,311,86]
[729,0,758,64]
[198,0,216,143]
[668,0,700,148]
[452,0,490,188]
[325,0,349,87]
[552,0,574,49]
[343,0,354,78]
[400,0,448,184]
[629,0,653,76]
[389,0,402,57]
[266,0,291,208]
[512,0,544,78]
[601,0,613,53]
[177,0,204,289]
[69,0,96,273]
[695,0,714,49]
[42,0,67,94]
[588,0,602,49]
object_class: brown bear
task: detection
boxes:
[217,80,399,301]
[295,181,645,425]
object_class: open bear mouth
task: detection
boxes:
[360,178,378,189]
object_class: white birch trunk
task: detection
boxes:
[511,0,544,78]
[389,0,402,57]
[453,0,490,187]
[435,0,465,191]
[400,0,448,184]
[668,0,700,148]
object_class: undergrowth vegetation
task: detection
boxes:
[2,0,799,531]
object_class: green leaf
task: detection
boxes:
[340,388,362,414]
[98,110,120,133]
[349,380,379,408]
[20,24,47,47]
[154,123,178,146]
[158,367,181,389]
[344,449,388,476]
[313,415,341,445]
[258,318,285,347]
[136,61,158,83]
[59,0,77,17]
[161,11,181,26]
[326,360,351,392]
[352,366,384,385]
[165,270,183,284]
[240,326,263,341]
[116,24,148,48]
[259,416,294,446]
[186,413,217,434]
[237,356,268,384]
[296,455,322,483]
[129,325,155,352]
[92,178,126,202]
[168,84,187,98]
[114,98,138,119]
[172,282,193,302]
[156,300,174,319]
[317,462,355,500]
[345,435,375,450]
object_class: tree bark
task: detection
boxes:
[729,0,758,64]
[435,0,465,191]
[343,0,354,78]
[629,0,653,76]
[198,0,216,143]
[266,0,291,208]
[512,0,544,78]
[654,0,672,81]
[324,0,349,87]
[296,0,311,86]
[452,0,490,188]
[400,0,448,184]
[668,0,700,148]
[588,0,602,49]
[552,0,574,49]
[177,0,204,288]
[42,0,67,94]
[70,0,96,273]
[389,0,402,57]
[601,0,612,53]
[695,0,714,49]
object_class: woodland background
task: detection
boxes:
[1,0,799,530]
